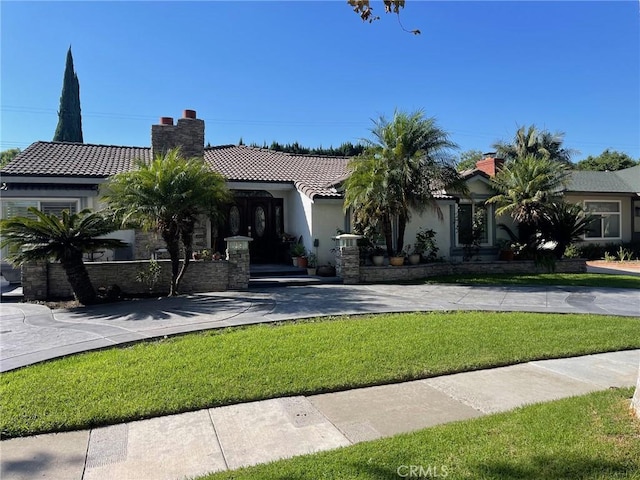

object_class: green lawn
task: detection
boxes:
[424,272,640,288]
[2,311,639,438]
[200,388,640,480]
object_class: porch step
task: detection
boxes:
[249,275,342,288]
[250,264,307,278]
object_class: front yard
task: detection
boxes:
[2,311,639,438]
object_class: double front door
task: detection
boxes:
[217,194,284,263]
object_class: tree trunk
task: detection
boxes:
[161,224,181,296]
[396,213,407,254]
[61,253,97,305]
[382,214,394,257]
[175,220,194,293]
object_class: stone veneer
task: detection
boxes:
[151,110,205,160]
[347,258,587,283]
[336,245,360,285]
[22,241,251,301]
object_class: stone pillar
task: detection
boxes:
[225,236,252,290]
[335,234,362,285]
[22,261,48,301]
[632,365,640,419]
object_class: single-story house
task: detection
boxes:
[2,110,639,275]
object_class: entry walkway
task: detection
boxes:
[1,283,639,372]
[2,349,638,480]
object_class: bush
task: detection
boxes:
[577,241,640,260]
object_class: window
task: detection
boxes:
[457,202,489,246]
[1,199,78,219]
[584,201,621,240]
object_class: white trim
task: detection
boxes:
[583,199,622,240]
[1,198,80,219]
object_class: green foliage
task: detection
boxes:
[575,241,640,260]
[135,259,162,294]
[456,149,484,171]
[414,228,438,261]
[344,109,465,256]
[493,125,575,164]
[487,154,569,248]
[0,208,124,304]
[563,243,580,259]
[616,246,634,261]
[3,311,639,437]
[575,149,638,171]
[460,208,486,261]
[0,148,21,168]
[290,242,306,257]
[250,140,365,157]
[424,273,640,289]
[53,47,83,143]
[102,148,231,296]
[539,202,593,259]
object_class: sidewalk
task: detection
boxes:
[2,283,639,372]
[2,349,638,480]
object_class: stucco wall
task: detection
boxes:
[312,200,345,265]
[564,194,634,243]
[402,201,454,261]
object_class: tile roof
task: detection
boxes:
[1,141,149,177]
[0,142,351,199]
[204,145,350,199]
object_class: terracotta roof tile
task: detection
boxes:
[1,141,149,177]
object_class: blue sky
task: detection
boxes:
[1,1,639,161]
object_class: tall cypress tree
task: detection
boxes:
[53,47,83,143]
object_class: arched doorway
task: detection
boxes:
[215,190,285,263]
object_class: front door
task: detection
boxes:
[217,191,284,263]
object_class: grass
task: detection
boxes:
[200,388,640,480]
[2,311,640,438]
[423,272,640,289]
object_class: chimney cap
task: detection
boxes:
[183,109,196,119]
[159,117,174,126]
[482,152,497,158]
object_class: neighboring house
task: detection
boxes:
[564,166,640,243]
[2,110,638,278]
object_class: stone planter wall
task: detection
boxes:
[22,240,252,301]
[357,258,587,283]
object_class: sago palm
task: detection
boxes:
[0,208,125,305]
[103,148,231,296]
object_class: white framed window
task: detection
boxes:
[1,199,78,220]
[584,200,621,240]
[456,202,490,246]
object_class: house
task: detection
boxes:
[2,110,638,278]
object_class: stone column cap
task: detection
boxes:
[224,236,254,242]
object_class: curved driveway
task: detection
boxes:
[1,283,638,372]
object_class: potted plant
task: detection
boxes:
[415,228,438,262]
[290,243,306,266]
[306,253,317,275]
[371,246,385,266]
[405,244,421,265]
[389,249,405,266]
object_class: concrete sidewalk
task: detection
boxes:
[2,283,639,372]
[2,349,638,480]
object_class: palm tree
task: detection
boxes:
[103,148,231,296]
[0,208,125,305]
[493,125,575,165]
[486,154,569,245]
[539,202,593,259]
[344,109,466,255]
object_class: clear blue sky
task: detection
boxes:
[1,1,639,162]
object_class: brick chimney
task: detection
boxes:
[475,153,504,177]
[151,109,205,160]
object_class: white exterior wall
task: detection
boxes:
[312,200,345,265]
[403,202,453,260]
[284,189,312,249]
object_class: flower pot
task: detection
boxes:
[372,255,385,266]
[297,256,308,268]
[389,256,405,266]
[292,257,299,267]
[408,254,421,265]
[307,267,317,276]
[499,250,514,261]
